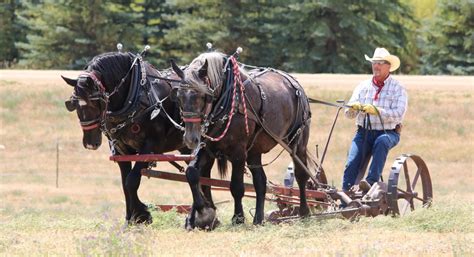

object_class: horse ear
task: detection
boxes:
[170,59,184,80]
[61,75,77,87]
[198,59,208,79]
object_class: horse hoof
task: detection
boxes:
[232,214,245,225]
[185,215,195,231]
[299,205,310,218]
[252,217,265,226]
[194,207,219,231]
[131,210,153,225]
[133,215,152,225]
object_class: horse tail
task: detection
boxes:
[217,157,228,179]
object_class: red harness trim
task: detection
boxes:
[84,71,107,93]
[77,71,109,128]
[81,123,100,131]
[183,117,202,123]
[131,123,141,133]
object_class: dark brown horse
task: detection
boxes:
[62,51,189,225]
[171,51,312,229]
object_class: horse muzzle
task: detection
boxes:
[82,130,102,150]
[183,127,201,150]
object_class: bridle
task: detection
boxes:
[177,77,215,124]
[66,71,110,131]
[66,51,150,133]
[173,55,249,142]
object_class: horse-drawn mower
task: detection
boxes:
[110,107,433,223]
[66,44,432,226]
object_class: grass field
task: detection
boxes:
[0,70,473,256]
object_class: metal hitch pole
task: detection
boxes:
[319,100,345,169]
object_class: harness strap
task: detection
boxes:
[80,71,106,93]
[203,56,249,141]
[81,122,100,131]
[242,92,323,187]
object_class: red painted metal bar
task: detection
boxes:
[143,169,333,213]
[143,169,329,202]
[110,154,195,162]
[142,169,256,192]
[155,204,191,214]
[267,185,329,201]
[212,188,327,207]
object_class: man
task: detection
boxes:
[342,47,408,193]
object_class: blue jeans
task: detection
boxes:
[342,127,400,191]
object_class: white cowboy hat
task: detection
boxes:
[364,47,400,72]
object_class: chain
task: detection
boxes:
[139,57,147,86]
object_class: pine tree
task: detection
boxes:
[16,0,136,69]
[278,0,416,73]
[163,0,416,74]
[129,0,177,67]
[420,0,474,75]
[0,0,23,68]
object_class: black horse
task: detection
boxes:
[62,51,189,224]
[171,51,313,229]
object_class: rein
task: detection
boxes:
[307,97,389,134]
[148,74,183,83]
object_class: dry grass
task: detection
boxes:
[0,70,473,256]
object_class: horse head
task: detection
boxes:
[62,52,134,150]
[171,52,226,150]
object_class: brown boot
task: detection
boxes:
[358,180,371,192]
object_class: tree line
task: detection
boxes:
[0,0,472,75]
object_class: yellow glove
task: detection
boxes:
[347,102,363,111]
[362,104,381,115]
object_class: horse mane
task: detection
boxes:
[73,52,134,101]
[185,52,226,92]
[86,52,134,89]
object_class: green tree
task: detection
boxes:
[0,0,23,68]
[16,0,137,69]
[162,0,288,66]
[161,0,230,64]
[420,0,474,75]
[129,0,177,67]
[164,0,417,74]
[279,0,417,73]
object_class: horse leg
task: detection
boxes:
[246,153,267,225]
[125,144,154,224]
[125,160,152,224]
[117,161,132,223]
[200,157,216,210]
[230,157,246,225]
[185,150,218,230]
[293,130,311,218]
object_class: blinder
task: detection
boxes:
[65,98,77,112]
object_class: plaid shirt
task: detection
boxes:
[345,75,408,130]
